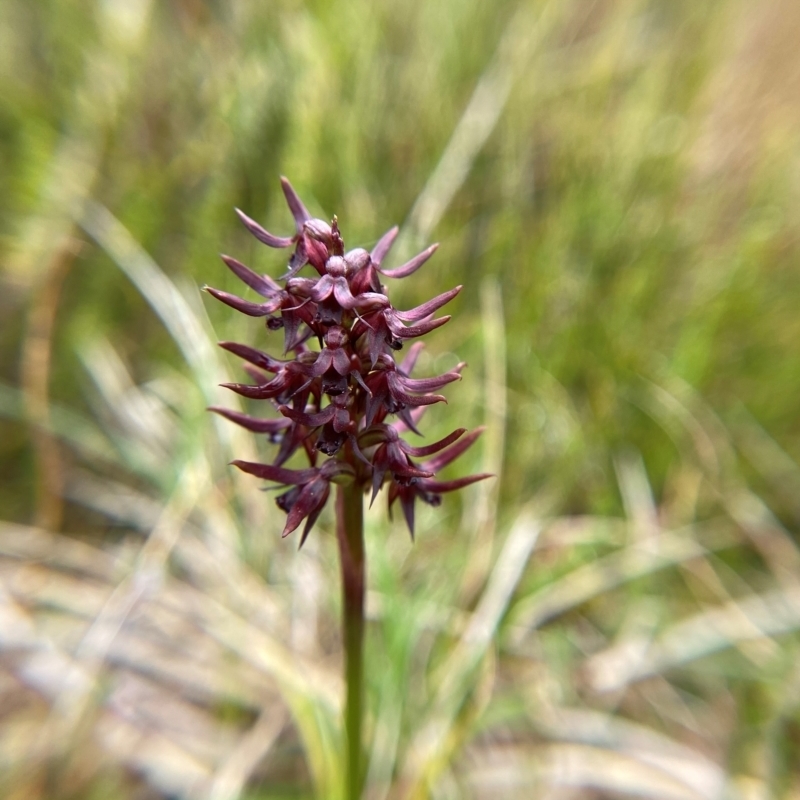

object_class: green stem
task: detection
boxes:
[336,480,365,800]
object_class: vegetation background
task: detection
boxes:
[2,0,800,797]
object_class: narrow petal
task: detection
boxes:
[283,480,329,538]
[242,364,270,384]
[281,239,310,279]
[398,371,461,393]
[365,322,386,368]
[395,406,425,436]
[234,209,293,248]
[365,384,387,427]
[279,404,336,428]
[208,407,290,434]
[274,423,309,467]
[220,254,282,297]
[398,342,425,376]
[401,428,466,458]
[386,483,417,539]
[370,451,389,506]
[221,380,284,400]
[395,286,462,322]
[386,315,451,339]
[418,474,494,493]
[218,341,285,373]
[387,373,447,407]
[351,367,371,395]
[204,286,277,317]
[231,459,317,485]
[371,225,399,267]
[348,432,373,468]
[298,487,330,548]
[392,462,434,480]
[281,309,304,352]
[378,243,438,278]
[281,177,312,232]
[423,427,485,472]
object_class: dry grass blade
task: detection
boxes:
[400,506,543,796]
[614,447,660,545]
[206,706,289,800]
[464,742,721,800]
[641,377,800,588]
[506,522,737,647]
[730,404,800,523]
[586,585,800,692]
[64,471,284,630]
[79,338,176,471]
[398,0,574,254]
[529,707,727,798]
[0,518,337,797]
[458,276,507,601]
[79,203,223,401]
[40,462,204,750]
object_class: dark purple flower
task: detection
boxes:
[207,177,491,541]
[352,285,461,366]
[387,427,491,537]
[233,458,354,545]
[363,356,462,427]
[357,424,467,504]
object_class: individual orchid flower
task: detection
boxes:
[357,424,467,504]
[363,355,462,426]
[352,285,461,365]
[232,458,354,545]
[387,427,492,537]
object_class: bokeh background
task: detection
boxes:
[2,0,800,798]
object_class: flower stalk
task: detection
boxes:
[207,178,490,799]
[336,479,365,798]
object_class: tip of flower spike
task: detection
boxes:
[370,225,399,268]
[280,176,312,232]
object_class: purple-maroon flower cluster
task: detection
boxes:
[207,178,489,544]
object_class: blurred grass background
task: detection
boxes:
[2,0,800,798]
